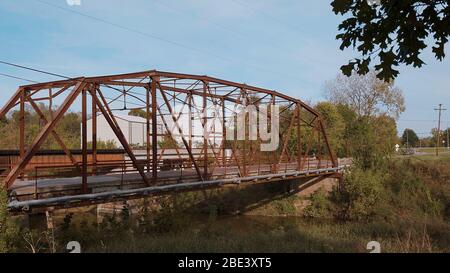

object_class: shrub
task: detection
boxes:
[272,196,297,215]
[332,166,386,221]
[303,190,332,218]
[0,186,18,252]
[150,194,194,233]
[386,161,443,217]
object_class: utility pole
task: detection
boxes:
[434,104,447,156]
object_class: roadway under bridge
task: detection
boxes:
[0,70,346,213]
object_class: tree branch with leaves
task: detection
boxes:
[332,0,450,81]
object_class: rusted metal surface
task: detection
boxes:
[0,70,341,211]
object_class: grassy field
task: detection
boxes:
[410,151,450,163]
[79,216,448,253]
[415,147,450,155]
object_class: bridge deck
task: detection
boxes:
[7,160,348,212]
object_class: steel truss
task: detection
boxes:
[0,70,338,205]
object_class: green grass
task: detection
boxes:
[415,147,450,153]
[400,147,450,163]
[65,216,448,253]
[410,153,450,163]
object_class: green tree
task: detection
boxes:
[372,114,398,156]
[401,128,419,148]
[332,166,386,220]
[315,102,346,157]
[419,136,433,148]
[324,71,402,164]
[0,106,82,150]
[336,103,358,157]
[54,112,81,149]
[332,0,450,81]
[341,114,397,169]
[88,140,117,149]
[430,127,448,148]
[325,71,405,119]
[128,108,147,119]
[158,133,180,149]
[443,127,450,148]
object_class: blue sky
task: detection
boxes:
[0,0,449,136]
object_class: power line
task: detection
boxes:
[33,0,295,78]
[230,0,306,35]
[0,58,146,99]
[398,119,450,124]
[0,71,142,108]
[0,72,39,83]
[399,119,438,122]
[152,0,249,39]
[151,0,291,53]
[0,60,70,79]
[0,60,139,105]
[34,0,231,62]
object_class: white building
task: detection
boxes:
[84,110,224,149]
[85,114,164,147]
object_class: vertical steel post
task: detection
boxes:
[271,94,276,173]
[91,87,97,175]
[242,89,247,176]
[203,81,208,179]
[151,77,158,182]
[317,125,322,169]
[189,94,193,166]
[19,90,25,158]
[146,85,151,173]
[297,103,301,171]
[81,88,88,193]
[19,90,26,180]
[49,88,53,120]
[221,98,226,166]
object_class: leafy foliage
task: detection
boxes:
[0,186,18,253]
[0,104,120,150]
[315,102,346,157]
[430,127,450,148]
[332,166,387,221]
[347,115,398,168]
[158,133,180,149]
[87,140,117,149]
[332,0,450,81]
[385,160,442,217]
[324,71,405,119]
[0,104,82,149]
[401,128,420,147]
[128,108,148,119]
[303,190,333,218]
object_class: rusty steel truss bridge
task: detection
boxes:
[0,70,345,213]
